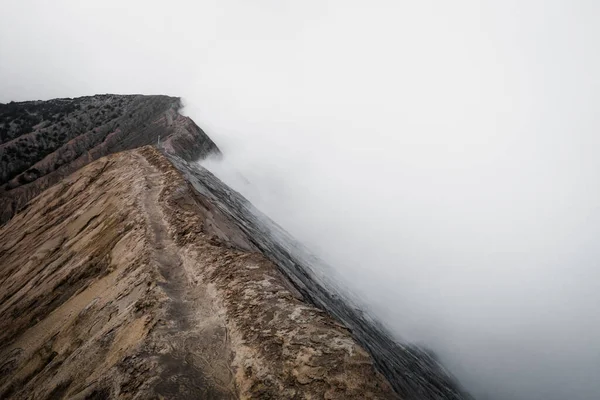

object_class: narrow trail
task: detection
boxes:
[136,153,236,399]
[140,157,190,327]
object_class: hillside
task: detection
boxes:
[0,95,218,224]
[0,95,471,399]
[0,147,400,399]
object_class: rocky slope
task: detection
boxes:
[0,95,472,399]
[0,147,397,399]
[0,95,218,224]
[168,155,470,400]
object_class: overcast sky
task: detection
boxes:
[2,1,600,399]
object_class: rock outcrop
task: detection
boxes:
[0,95,219,224]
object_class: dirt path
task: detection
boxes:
[140,157,189,327]
[136,154,236,399]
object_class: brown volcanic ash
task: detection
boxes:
[0,95,219,224]
[0,147,397,399]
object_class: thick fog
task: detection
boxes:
[2,1,599,399]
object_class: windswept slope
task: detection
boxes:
[0,95,219,223]
[0,147,397,399]
[168,154,472,400]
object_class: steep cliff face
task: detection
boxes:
[0,95,219,223]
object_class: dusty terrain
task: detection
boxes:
[0,147,397,399]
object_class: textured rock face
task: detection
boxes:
[0,147,397,399]
[0,95,219,223]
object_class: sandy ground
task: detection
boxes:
[0,147,397,399]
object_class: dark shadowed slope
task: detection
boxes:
[0,95,219,223]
